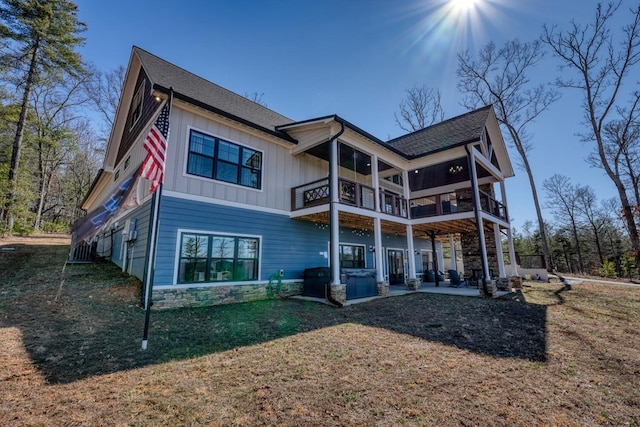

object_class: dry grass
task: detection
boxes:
[1,235,639,426]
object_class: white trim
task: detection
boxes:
[155,279,302,291]
[162,190,289,216]
[173,228,263,286]
[339,241,367,269]
[182,125,265,194]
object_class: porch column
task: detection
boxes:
[466,145,492,296]
[374,217,384,282]
[371,154,380,212]
[494,224,506,278]
[500,180,518,276]
[329,137,341,285]
[449,234,457,270]
[406,224,416,279]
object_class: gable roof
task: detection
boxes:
[386,105,493,158]
[133,46,296,141]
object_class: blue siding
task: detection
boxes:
[153,195,437,286]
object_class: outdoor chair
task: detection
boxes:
[447,270,467,287]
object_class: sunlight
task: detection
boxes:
[450,0,479,12]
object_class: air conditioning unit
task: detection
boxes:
[123,219,137,242]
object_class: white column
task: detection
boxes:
[494,224,506,278]
[371,154,380,212]
[406,224,416,279]
[449,234,457,270]
[469,148,491,281]
[374,217,384,282]
[507,227,518,276]
[500,179,518,276]
[330,138,341,285]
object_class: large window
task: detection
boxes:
[177,232,259,283]
[129,80,145,129]
[187,130,262,189]
[339,244,365,268]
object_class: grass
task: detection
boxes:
[1,235,639,426]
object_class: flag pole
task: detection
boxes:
[141,88,173,350]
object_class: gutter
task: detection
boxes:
[327,119,346,307]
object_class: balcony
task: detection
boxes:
[291,178,376,212]
[409,189,507,221]
[292,181,507,222]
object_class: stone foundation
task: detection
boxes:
[377,281,390,297]
[495,277,511,291]
[478,279,497,298]
[329,282,347,305]
[406,278,421,291]
[152,281,303,309]
[510,276,523,289]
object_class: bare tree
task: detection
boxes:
[243,91,267,107]
[394,85,444,132]
[31,72,91,230]
[543,174,586,273]
[85,64,125,134]
[576,187,610,265]
[457,39,560,271]
[541,1,640,266]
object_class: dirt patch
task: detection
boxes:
[1,237,639,426]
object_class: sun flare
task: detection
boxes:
[450,0,479,11]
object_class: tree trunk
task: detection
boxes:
[570,218,585,274]
[516,134,553,271]
[6,38,40,233]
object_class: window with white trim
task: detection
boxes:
[339,244,365,268]
[177,232,259,283]
[186,130,262,189]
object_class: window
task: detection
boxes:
[187,130,262,189]
[129,80,145,129]
[124,155,131,170]
[114,169,120,182]
[177,232,259,283]
[339,244,365,268]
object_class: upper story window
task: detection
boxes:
[384,174,403,186]
[129,80,145,129]
[186,130,262,189]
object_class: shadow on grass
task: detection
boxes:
[1,242,548,385]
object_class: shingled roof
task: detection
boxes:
[134,46,295,139]
[386,105,493,158]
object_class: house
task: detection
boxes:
[74,46,517,309]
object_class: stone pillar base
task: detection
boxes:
[510,276,523,290]
[406,278,421,291]
[478,280,498,298]
[495,277,511,291]
[329,283,347,305]
[377,281,389,297]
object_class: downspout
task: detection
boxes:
[465,145,489,295]
[327,119,346,307]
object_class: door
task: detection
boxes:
[387,249,405,285]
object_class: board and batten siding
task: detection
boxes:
[99,199,152,281]
[152,195,332,287]
[162,107,328,212]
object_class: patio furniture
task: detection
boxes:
[447,270,467,287]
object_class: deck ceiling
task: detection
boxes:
[296,211,499,239]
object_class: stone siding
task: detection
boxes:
[152,281,303,309]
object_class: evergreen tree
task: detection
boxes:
[0,0,86,233]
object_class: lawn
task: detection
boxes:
[1,235,639,426]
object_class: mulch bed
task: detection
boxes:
[1,235,639,426]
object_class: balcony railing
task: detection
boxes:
[291,178,376,211]
[292,180,507,222]
[479,190,508,221]
[410,189,507,221]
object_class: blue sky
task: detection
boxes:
[74,0,630,232]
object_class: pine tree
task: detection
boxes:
[0,0,86,233]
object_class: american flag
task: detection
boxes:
[141,98,171,193]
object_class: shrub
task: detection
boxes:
[599,259,617,279]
